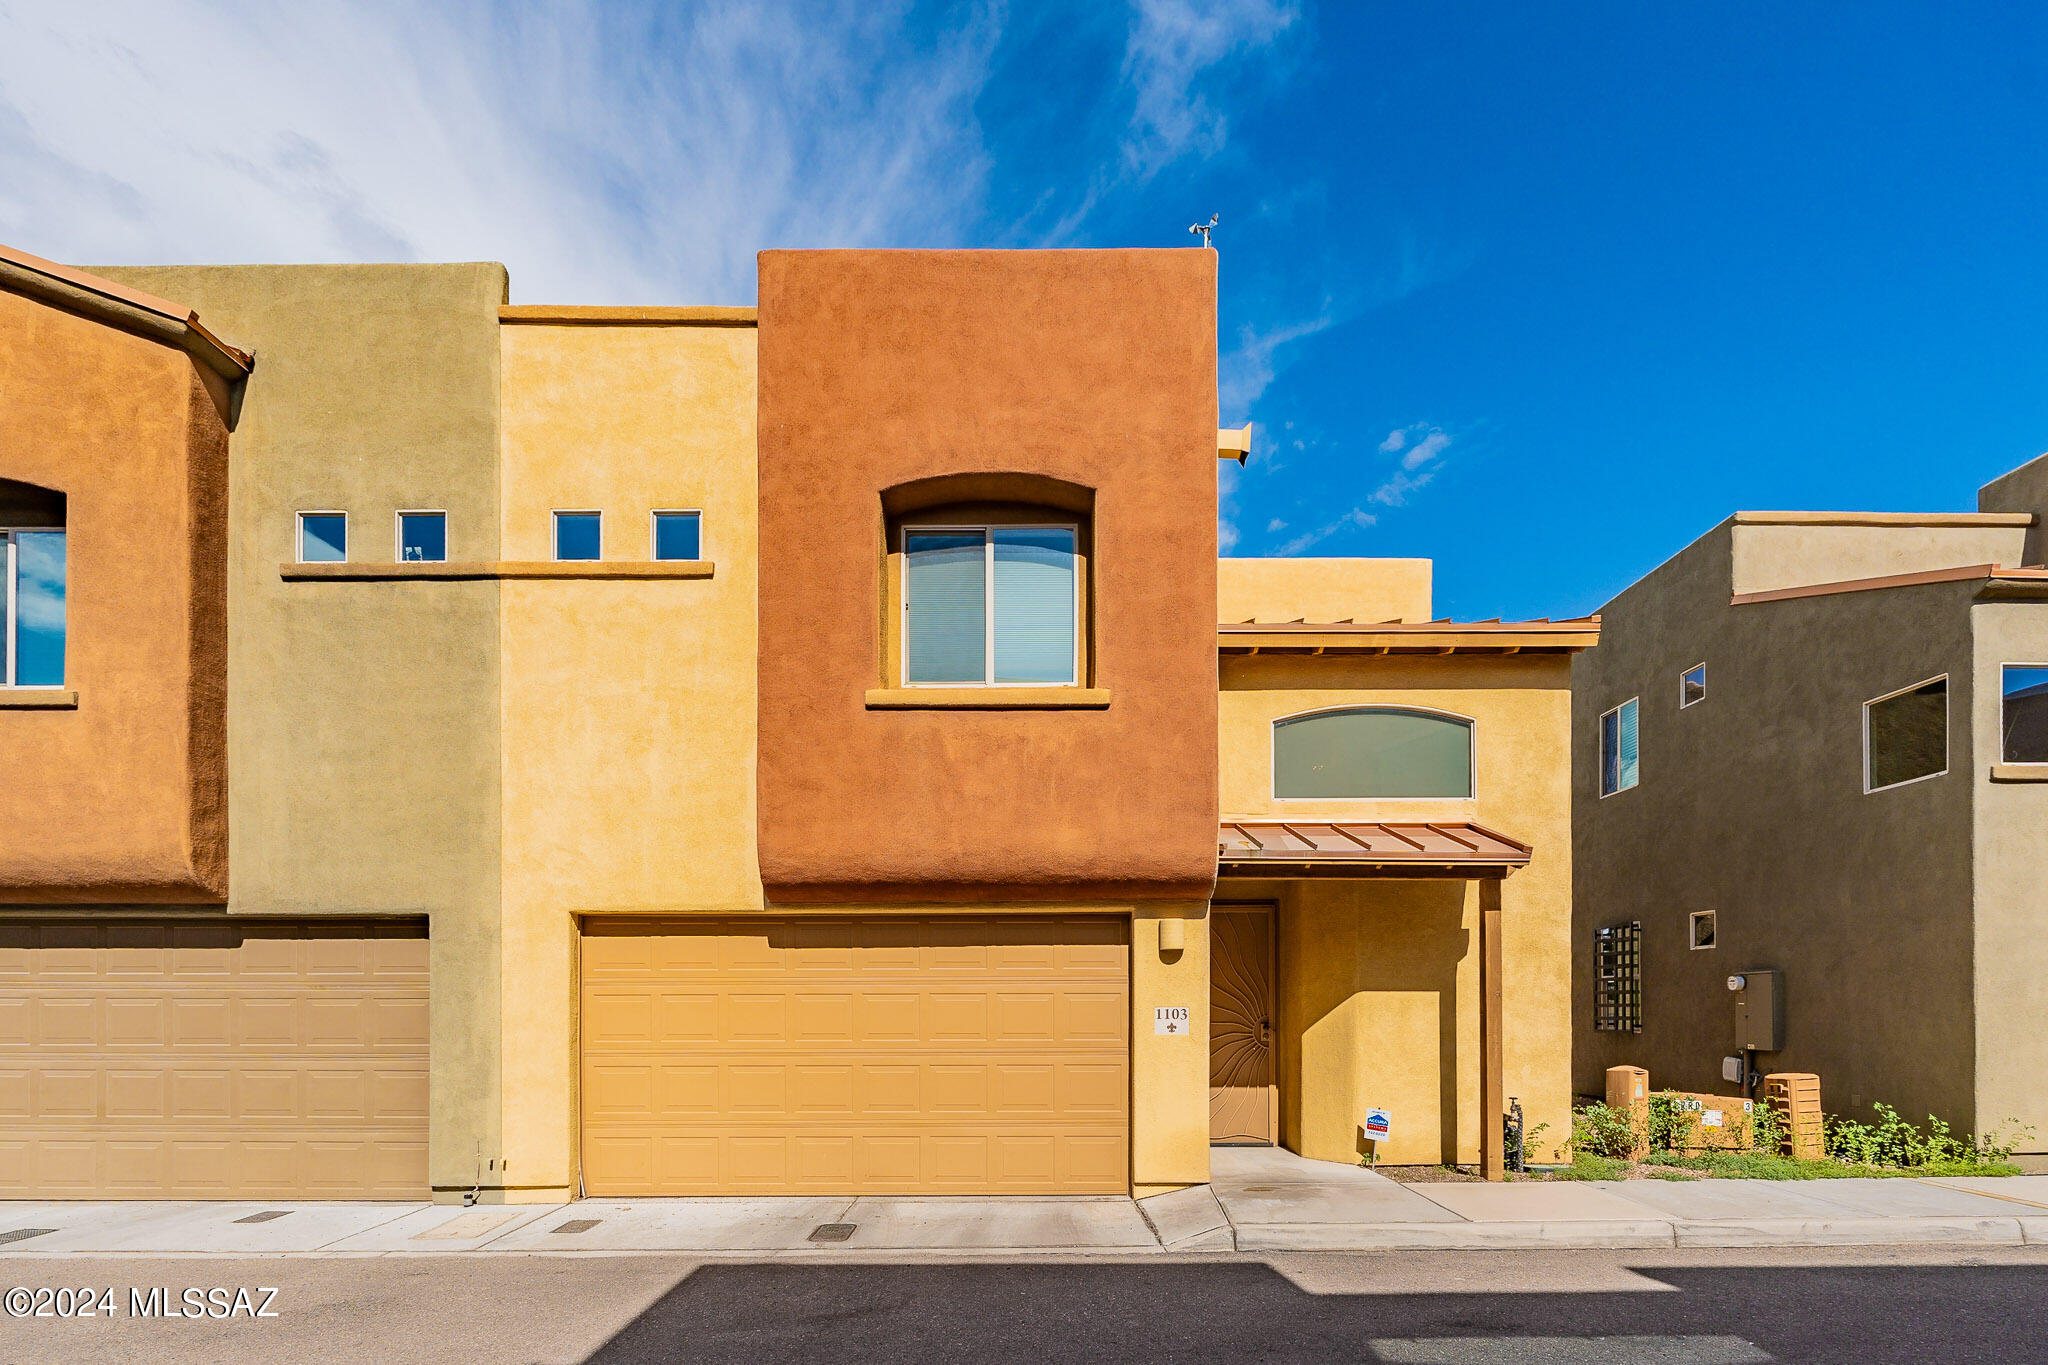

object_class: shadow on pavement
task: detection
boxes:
[582,1259,2048,1364]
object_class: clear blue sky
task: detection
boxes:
[5,2,2044,620]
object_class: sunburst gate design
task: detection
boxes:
[1209,909,1276,1144]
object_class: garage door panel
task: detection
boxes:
[0,919,429,1199]
[581,916,1129,1195]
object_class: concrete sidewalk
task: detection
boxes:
[4,1149,2047,1256]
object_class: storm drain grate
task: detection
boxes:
[551,1219,602,1235]
[0,1229,56,1246]
[234,1211,292,1225]
[807,1223,857,1243]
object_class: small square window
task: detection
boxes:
[1865,675,1947,793]
[1681,663,1706,708]
[553,511,602,562]
[398,512,447,563]
[1689,910,1717,950]
[298,512,346,563]
[2002,664,2048,764]
[1599,698,1639,796]
[651,510,702,561]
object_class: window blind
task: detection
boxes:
[904,531,987,683]
[992,528,1076,684]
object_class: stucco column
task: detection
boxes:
[1479,875,1505,1180]
[1129,902,1211,1196]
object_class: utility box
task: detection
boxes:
[1729,969,1783,1052]
[1765,1073,1825,1160]
[1605,1066,1649,1158]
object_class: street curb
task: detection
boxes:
[1234,1221,1677,1251]
[1671,1217,2025,1248]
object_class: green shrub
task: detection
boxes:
[1570,1102,1639,1160]
[1825,1103,2034,1169]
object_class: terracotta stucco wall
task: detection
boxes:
[94,264,509,1193]
[0,287,228,902]
[495,317,763,1200]
[1970,601,2048,1151]
[1573,524,1979,1129]
[1219,651,1576,1166]
[755,250,1220,903]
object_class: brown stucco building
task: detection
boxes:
[1573,454,2048,1157]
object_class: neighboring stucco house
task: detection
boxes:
[1572,454,2048,1156]
[4,242,1589,1202]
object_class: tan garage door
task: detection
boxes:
[0,920,429,1199]
[580,916,1129,1195]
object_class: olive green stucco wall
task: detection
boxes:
[1572,522,1985,1133]
[91,264,508,1190]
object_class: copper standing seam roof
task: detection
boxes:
[1218,821,1533,876]
[1219,618,1600,654]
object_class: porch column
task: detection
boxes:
[1479,874,1505,1181]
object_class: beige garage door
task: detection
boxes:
[580,916,1129,1195]
[0,920,429,1199]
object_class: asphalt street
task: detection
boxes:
[4,1246,2047,1363]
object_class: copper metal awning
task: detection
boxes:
[1217,820,1532,878]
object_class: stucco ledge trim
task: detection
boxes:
[0,688,78,709]
[1989,764,2048,783]
[863,687,1113,710]
[280,561,716,581]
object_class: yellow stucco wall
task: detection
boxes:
[1219,651,1576,1167]
[1131,902,1213,1194]
[495,318,762,1201]
[1219,557,1432,624]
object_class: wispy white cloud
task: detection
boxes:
[1219,308,1333,418]
[1265,517,1287,533]
[0,0,1003,302]
[1368,423,1452,505]
[1120,0,1298,177]
[1273,507,1374,556]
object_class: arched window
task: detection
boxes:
[1,478,66,688]
[1273,707,1474,799]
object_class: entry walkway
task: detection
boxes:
[3,1149,2047,1255]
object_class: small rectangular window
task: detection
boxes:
[397,511,447,563]
[651,511,702,562]
[1593,921,1641,1032]
[2002,665,2048,764]
[298,512,346,564]
[3,529,66,687]
[553,511,602,562]
[1599,698,1639,796]
[1865,675,1947,792]
[1681,663,1706,708]
[1689,910,1717,951]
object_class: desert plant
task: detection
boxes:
[1570,1102,1639,1160]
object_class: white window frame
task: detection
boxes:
[2000,662,2048,766]
[1270,703,1478,802]
[552,509,603,562]
[296,510,347,565]
[649,508,705,562]
[1599,697,1640,798]
[1689,910,1717,951]
[900,522,1081,688]
[1680,662,1707,709]
[394,509,448,564]
[1863,673,1949,794]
